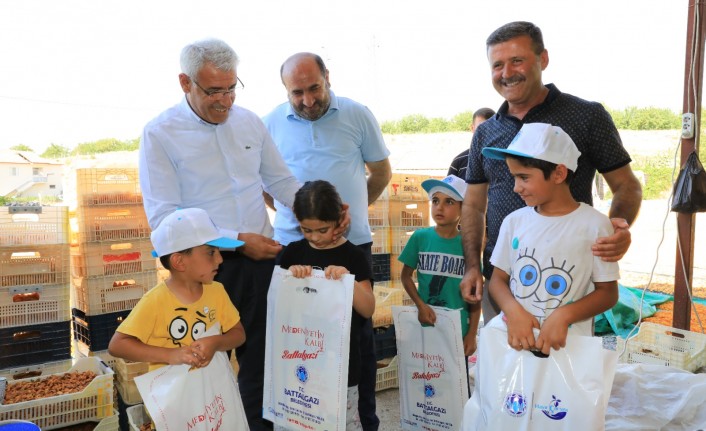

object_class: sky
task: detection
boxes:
[0,0,690,153]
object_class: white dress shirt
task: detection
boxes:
[139,98,301,238]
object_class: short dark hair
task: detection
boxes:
[293,180,343,223]
[505,154,575,184]
[159,248,193,271]
[473,107,496,121]
[486,21,545,55]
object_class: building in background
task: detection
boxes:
[0,150,63,199]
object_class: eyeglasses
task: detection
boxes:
[190,77,244,99]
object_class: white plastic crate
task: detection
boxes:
[0,206,70,246]
[93,409,119,431]
[0,283,70,329]
[127,404,150,431]
[389,200,430,228]
[75,206,150,243]
[72,270,157,315]
[375,356,398,392]
[368,199,389,227]
[0,359,74,382]
[618,322,706,372]
[0,245,70,288]
[76,168,142,207]
[372,284,408,328]
[116,377,142,405]
[70,239,156,278]
[370,226,390,254]
[0,357,115,430]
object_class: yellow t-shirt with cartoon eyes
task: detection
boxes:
[116,280,240,370]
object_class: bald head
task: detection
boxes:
[280,52,327,82]
[280,52,331,121]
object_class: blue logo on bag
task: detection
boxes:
[295,365,308,383]
[536,395,568,420]
[504,392,527,417]
[424,384,435,398]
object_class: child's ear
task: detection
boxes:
[169,253,186,272]
[553,164,569,183]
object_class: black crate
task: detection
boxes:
[374,324,396,360]
[72,308,131,352]
[0,320,71,369]
[372,253,391,282]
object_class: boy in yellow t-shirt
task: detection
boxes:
[108,207,246,371]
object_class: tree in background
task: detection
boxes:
[41,143,71,159]
[10,144,34,152]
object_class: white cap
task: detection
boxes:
[422,175,467,201]
[481,123,581,172]
[150,208,244,257]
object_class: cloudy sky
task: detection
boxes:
[0,0,689,152]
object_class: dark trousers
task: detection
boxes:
[357,242,380,431]
[216,251,274,431]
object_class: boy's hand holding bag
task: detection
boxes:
[463,321,617,431]
[134,323,249,431]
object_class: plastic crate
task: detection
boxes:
[389,257,417,283]
[0,244,70,288]
[374,325,397,360]
[114,357,148,405]
[618,322,706,372]
[370,226,390,254]
[75,206,150,243]
[0,359,74,382]
[0,283,70,329]
[76,168,142,207]
[0,206,70,246]
[391,227,423,255]
[372,285,406,328]
[116,377,142,405]
[72,270,156,315]
[126,404,150,431]
[372,253,391,282]
[389,200,430,228]
[0,320,72,369]
[0,357,114,430]
[72,308,131,352]
[387,173,428,201]
[91,409,119,431]
[375,356,399,392]
[70,239,156,278]
[368,199,389,227]
[113,358,149,382]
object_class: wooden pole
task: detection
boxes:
[673,0,704,330]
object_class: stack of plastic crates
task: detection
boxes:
[0,205,72,371]
[386,173,432,284]
[70,168,156,412]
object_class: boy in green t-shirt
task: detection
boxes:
[398,175,482,357]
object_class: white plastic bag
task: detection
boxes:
[393,305,468,431]
[134,323,249,431]
[606,363,706,430]
[263,266,354,430]
[463,323,617,431]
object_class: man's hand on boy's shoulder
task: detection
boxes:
[591,218,631,262]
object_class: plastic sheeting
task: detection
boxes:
[606,363,706,430]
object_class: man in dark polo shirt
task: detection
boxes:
[459,21,643,324]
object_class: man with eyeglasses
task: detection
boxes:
[263,52,391,431]
[138,38,301,430]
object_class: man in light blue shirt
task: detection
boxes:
[263,52,391,431]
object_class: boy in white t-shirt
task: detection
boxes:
[482,123,620,355]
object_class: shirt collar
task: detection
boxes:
[285,89,339,121]
[179,96,225,126]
